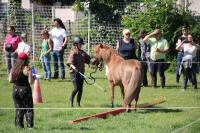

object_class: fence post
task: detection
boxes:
[87,9,91,55]
[52,6,55,22]
[31,3,35,64]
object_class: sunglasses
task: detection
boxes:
[125,33,130,36]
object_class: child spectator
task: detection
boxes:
[40,29,53,81]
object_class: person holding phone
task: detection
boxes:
[175,26,192,85]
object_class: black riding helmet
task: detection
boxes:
[73,37,84,46]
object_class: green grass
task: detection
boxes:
[0,68,200,133]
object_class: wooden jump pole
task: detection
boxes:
[68,96,166,124]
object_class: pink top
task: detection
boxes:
[4,34,21,51]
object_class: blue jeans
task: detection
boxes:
[5,51,17,74]
[52,50,65,79]
[176,52,183,84]
[41,56,51,80]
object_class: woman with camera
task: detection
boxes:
[176,35,197,90]
[175,26,191,85]
[3,26,21,76]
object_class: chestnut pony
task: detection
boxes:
[92,44,142,110]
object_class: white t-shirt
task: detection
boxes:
[16,41,31,55]
[49,27,67,50]
[182,43,197,61]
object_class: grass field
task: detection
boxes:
[0,67,200,133]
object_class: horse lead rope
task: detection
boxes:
[71,65,106,92]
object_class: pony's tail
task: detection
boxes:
[123,64,142,107]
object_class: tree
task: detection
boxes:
[121,0,200,62]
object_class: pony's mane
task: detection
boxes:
[96,43,122,62]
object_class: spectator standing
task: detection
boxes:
[67,37,91,107]
[3,26,21,75]
[49,18,68,79]
[40,29,53,81]
[176,35,197,90]
[138,29,151,86]
[143,28,169,88]
[9,52,35,129]
[175,26,191,85]
[116,29,137,60]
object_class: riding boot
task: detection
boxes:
[182,79,187,90]
[160,76,165,88]
[77,90,83,107]
[152,76,157,88]
[77,102,81,107]
[69,92,76,107]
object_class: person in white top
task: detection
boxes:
[49,18,68,79]
[176,35,197,90]
[16,33,31,55]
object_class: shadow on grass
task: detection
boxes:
[47,126,93,131]
[138,106,183,113]
[99,104,122,108]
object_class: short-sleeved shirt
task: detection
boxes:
[4,34,21,51]
[49,27,67,51]
[67,49,91,73]
[182,43,197,61]
[148,37,169,60]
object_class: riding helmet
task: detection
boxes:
[73,37,84,45]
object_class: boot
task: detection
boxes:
[69,94,75,107]
[160,76,165,88]
[77,102,81,107]
[69,99,73,107]
[152,76,157,88]
[182,79,187,90]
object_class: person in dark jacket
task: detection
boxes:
[9,52,35,129]
[67,37,91,107]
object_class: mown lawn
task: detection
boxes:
[0,67,200,133]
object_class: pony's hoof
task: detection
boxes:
[126,109,131,113]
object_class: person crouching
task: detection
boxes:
[67,37,91,107]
